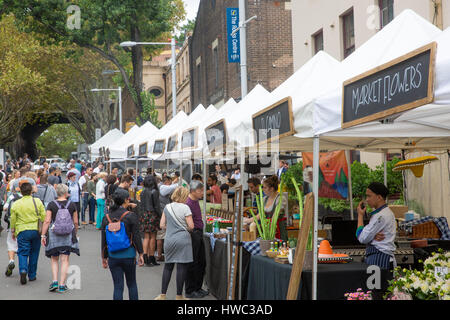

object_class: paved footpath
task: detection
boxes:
[0,220,215,300]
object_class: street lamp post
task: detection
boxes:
[91,87,123,132]
[120,39,177,119]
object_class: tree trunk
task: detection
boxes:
[131,24,144,113]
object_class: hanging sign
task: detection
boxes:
[152,140,165,154]
[227,8,240,63]
[205,119,227,152]
[342,42,437,129]
[181,127,198,150]
[127,145,135,158]
[138,142,148,157]
[252,97,295,146]
[167,134,178,152]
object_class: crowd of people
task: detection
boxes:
[0,155,291,300]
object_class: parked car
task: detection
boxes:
[46,157,68,172]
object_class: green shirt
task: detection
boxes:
[10,195,46,237]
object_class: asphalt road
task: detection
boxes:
[0,221,215,300]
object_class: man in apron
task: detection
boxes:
[356,182,396,270]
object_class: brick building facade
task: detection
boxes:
[190,0,293,109]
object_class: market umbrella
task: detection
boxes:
[392,156,439,177]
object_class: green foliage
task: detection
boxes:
[368,157,404,195]
[318,198,349,213]
[136,91,162,128]
[350,161,372,198]
[36,124,85,160]
[175,19,195,45]
[283,161,303,200]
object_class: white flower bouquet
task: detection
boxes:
[385,249,450,300]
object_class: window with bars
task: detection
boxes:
[379,0,394,29]
[313,29,324,54]
[342,9,355,58]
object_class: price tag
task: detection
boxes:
[434,267,448,279]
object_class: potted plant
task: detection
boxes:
[249,179,285,255]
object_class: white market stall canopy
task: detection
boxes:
[129,121,160,159]
[107,124,141,159]
[89,129,124,158]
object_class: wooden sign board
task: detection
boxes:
[152,140,165,154]
[127,145,135,158]
[252,97,295,146]
[227,185,243,300]
[181,127,198,150]
[342,42,437,129]
[138,142,148,157]
[167,134,178,152]
[205,119,227,152]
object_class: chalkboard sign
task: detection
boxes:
[252,97,295,145]
[152,140,165,154]
[227,185,243,300]
[181,127,198,150]
[205,119,227,152]
[167,134,178,152]
[127,145,135,158]
[342,42,436,129]
[138,143,148,157]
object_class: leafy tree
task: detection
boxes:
[175,18,195,45]
[2,0,185,114]
[136,91,162,128]
[36,124,85,160]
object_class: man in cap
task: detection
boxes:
[356,182,396,270]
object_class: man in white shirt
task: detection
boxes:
[93,162,104,174]
[357,182,396,270]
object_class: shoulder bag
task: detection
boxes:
[32,197,43,235]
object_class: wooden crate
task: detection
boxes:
[242,231,256,242]
[412,221,441,239]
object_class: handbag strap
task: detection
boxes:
[167,204,188,232]
[32,197,39,217]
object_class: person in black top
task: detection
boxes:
[101,189,144,300]
[139,175,161,266]
[105,174,118,212]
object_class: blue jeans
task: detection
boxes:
[17,230,41,280]
[88,197,96,223]
[81,193,89,222]
[108,258,138,300]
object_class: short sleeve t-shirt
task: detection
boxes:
[46,200,77,222]
[210,185,222,204]
[185,197,203,230]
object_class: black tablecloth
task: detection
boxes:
[247,255,392,300]
[203,235,251,300]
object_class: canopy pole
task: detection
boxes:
[345,150,354,220]
[312,136,320,301]
[203,159,208,227]
[401,150,408,206]
[384,151,388,187]
[180,158,183,187]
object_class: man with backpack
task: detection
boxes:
[67,172,81,220]
[78,167,93,225]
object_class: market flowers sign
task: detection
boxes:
[342,42,436,129]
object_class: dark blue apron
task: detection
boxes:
[365,245,393,270]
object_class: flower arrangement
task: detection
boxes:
[385,249,450,300]
[344,288,372,300]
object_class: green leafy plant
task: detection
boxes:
[135,91,162,128]
[249,179,285,240]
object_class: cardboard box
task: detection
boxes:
[389,205,408,219]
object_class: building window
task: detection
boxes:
[379,0,394,29]
[148,86,163,99]
[197,63,201,101]
[213,46,219,88]
[342,9,355,58]
[313,29,324,54]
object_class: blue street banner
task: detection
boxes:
[227,8,240,63]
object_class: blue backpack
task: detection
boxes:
[105,211,131,253]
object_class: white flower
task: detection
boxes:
[412,280,421,290]
[420,282,429,293]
